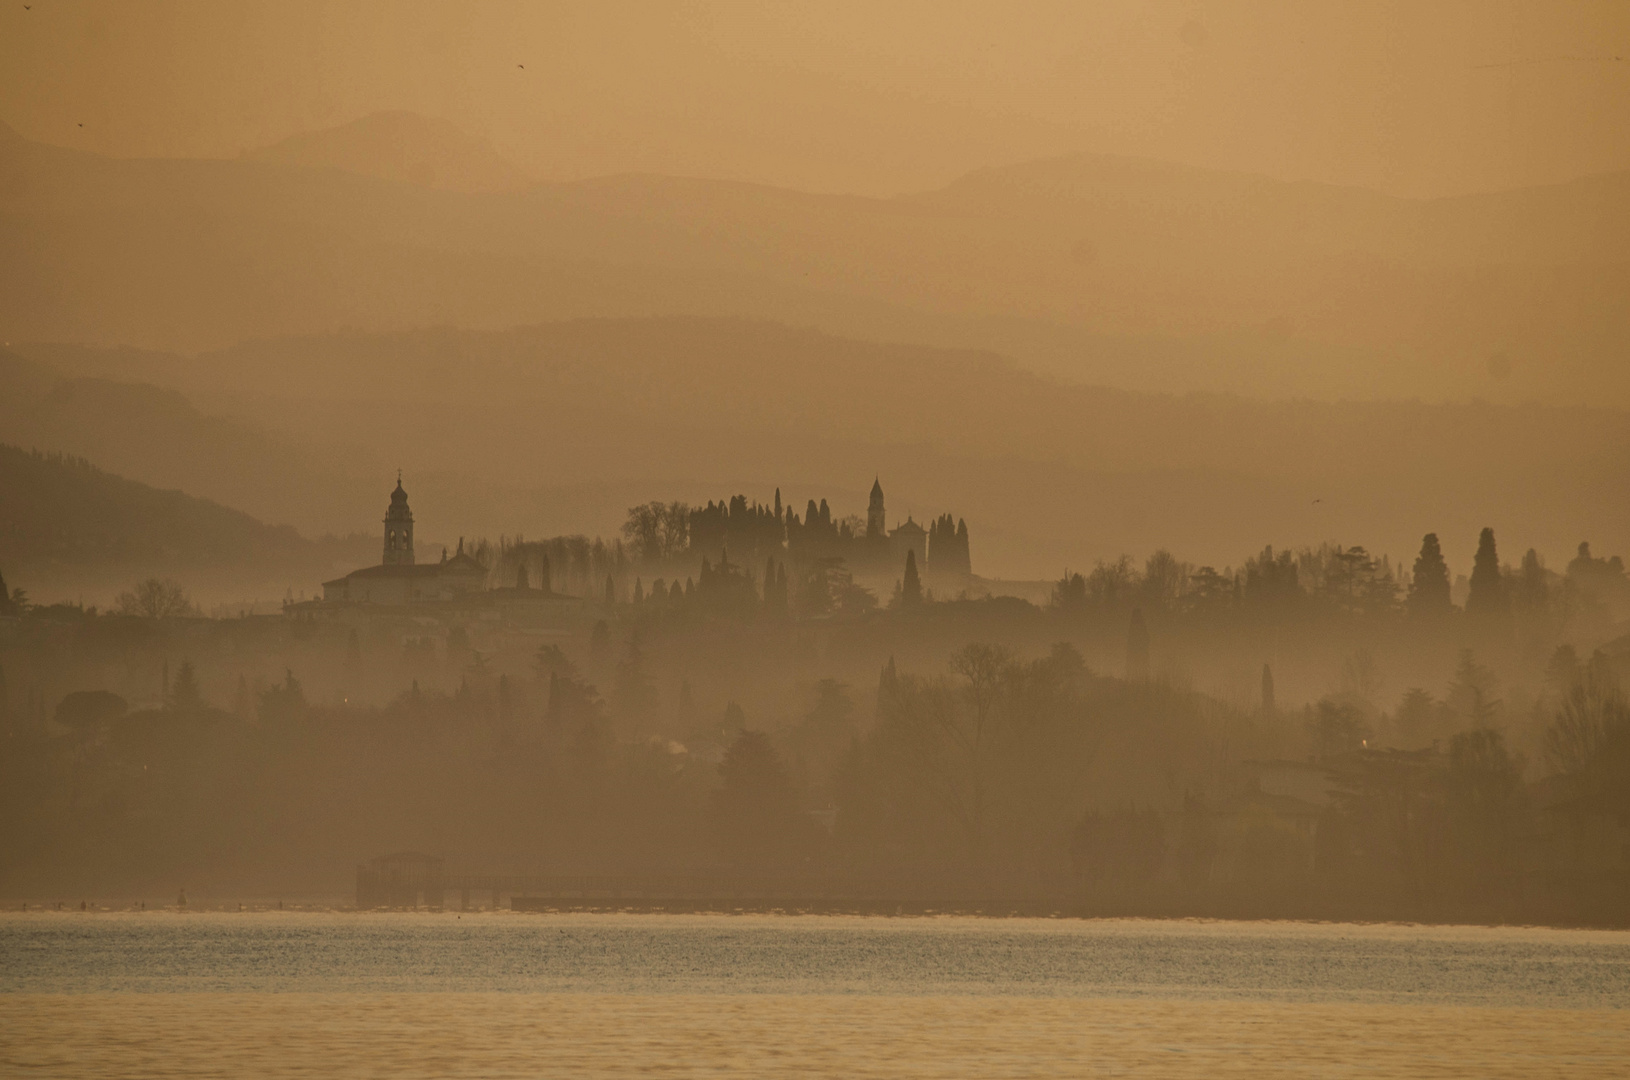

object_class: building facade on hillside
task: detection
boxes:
[889,515,927,570]
[320,480,489,604]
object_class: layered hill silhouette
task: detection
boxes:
[245,111,531,193]
[2,116,1626,405]
[0,348,373,535]
[0,442,372,605]
[16,319,1630,582]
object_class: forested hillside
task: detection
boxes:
[0,444,369,599]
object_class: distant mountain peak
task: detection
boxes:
[246,110,530,193]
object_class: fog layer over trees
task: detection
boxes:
[4,500,1627,924]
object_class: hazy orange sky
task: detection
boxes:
[4,1,1628,197]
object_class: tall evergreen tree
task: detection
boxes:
[604,574,616,605]
[614,630,657,723]
[1514,549,1549,616]
[901,549,923,608]
[1407,533,1453,616]
[763,557,789,615]
[711,730,806,867]
[1466,527,1509,619]
[878,656,899,702]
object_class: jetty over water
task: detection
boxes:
[355,853,1059,915]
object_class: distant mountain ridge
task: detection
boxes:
[15,318,1630,581]
[0,443,373,607]
[1,116,1626,405]
[244,111,532,193]
[0,348,375,538]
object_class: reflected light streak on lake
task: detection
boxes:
[2,912,1627,1078]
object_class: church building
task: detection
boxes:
[320,479,488,605]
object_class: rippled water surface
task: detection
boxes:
[3,912,1628,1077]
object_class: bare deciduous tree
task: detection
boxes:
[115,578,198,619]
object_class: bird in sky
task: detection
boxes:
[517,63,525,69]
[1312,498,1322,504]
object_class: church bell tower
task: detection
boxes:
[383,475,415,566]
[867,477,887,544]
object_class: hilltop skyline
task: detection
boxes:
[5,1,1629,200]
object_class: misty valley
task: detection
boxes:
[3,469,1627,926]
[6,9,1630,1071]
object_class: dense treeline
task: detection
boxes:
[1,520,1626,921]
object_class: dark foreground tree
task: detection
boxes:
[1465,528,1508,620]
[54,690,128,734]
[168,661,204,713]
[901,549,923,609]
[711,731,807,868]
[1407,533,1453,617]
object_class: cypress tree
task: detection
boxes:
[604,574,616,605]
[878,656,899,703]
[1407,533,1453,616]
[1466,527,1509,619]
[902,550,923,608]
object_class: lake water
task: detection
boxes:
[2,911,1628,1076]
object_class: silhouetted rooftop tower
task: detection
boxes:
[383,475,415,566]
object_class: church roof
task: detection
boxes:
[891,517,926,536]
[441,552,486,574]
[870,477,884,498]
[326,564,445,587]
